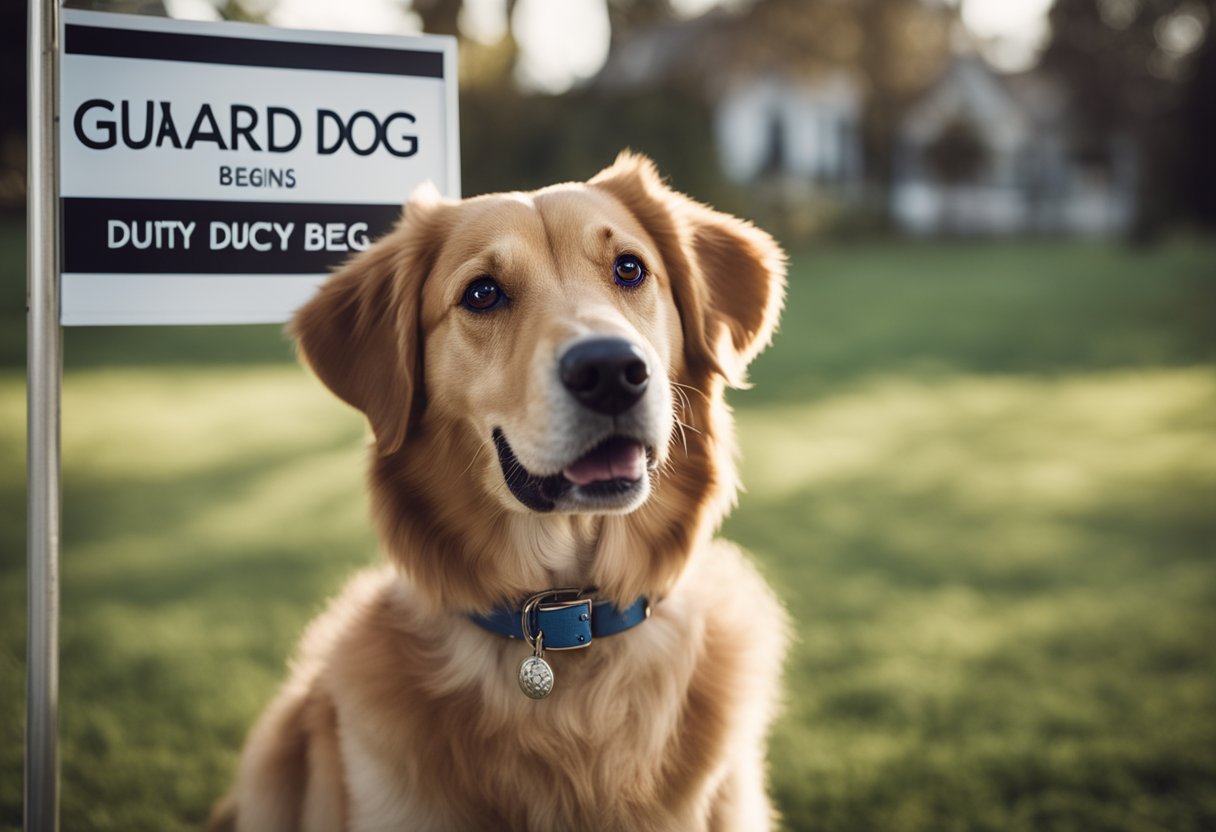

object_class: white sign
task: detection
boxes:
[58,10,459,326]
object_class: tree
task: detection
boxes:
[1041,0,1213,230]
[1180,3,1216,225]
[414,0,463,37]
[606,0,676,43]
[0,2,23,210]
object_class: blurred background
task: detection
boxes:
[1,0,1214,829]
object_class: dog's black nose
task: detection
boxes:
[559,337,650,416]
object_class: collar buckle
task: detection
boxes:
[521,588,594,651]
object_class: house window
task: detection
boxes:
[760,114,786,178]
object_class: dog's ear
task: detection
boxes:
[290,187,445,455]
[591,153,786,386]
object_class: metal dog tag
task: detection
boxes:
[518,655,554,699]
[518,632,554,699]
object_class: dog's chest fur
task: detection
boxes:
[302,541,784,832]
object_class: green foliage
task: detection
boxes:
[1042,0,1214,232]
[460,87,737,211]
[1,230,1214,830]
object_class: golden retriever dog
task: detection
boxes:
[209,153,788,832]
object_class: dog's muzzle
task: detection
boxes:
[491,335,661,513]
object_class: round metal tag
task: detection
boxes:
[518,655,554,699]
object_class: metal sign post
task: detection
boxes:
[26,0,61,828]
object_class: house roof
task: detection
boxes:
[593,5,866,96]
[899,55,1073,148]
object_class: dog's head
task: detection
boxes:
[292,154,784,605]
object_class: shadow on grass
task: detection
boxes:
[733,473,1216,831]
[0,362,379,832]
[24,437,378,832]
[728,418,1216,831]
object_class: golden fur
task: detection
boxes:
[209,154,788,832]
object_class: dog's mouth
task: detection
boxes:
[492,428,652,513]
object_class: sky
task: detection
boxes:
[165,0,1058,91]
[960,0,1056,73]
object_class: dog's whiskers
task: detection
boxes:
[671,386,703,439]
[671,380,709,403]
[666,384,705,474]
[459,443,487,480]
[673,418,690,457]
[676,416,702,437]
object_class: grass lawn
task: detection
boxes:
[1,222,1214,831]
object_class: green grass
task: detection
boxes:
[1,229,1214,831]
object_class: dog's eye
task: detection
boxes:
[462,277,506,312]
[613,254,646,288]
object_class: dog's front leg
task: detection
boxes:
[211,686,348,832]
[706,753,777,832]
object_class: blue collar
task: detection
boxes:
[469,588,651,650]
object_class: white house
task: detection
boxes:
[593,17,1137,236]
[594,17,866,202]
[891,56,1137,236]
[713,70,863,194]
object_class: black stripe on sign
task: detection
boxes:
[62,197,403,274]
[64,23,445,79]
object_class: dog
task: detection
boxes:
[209,153,788,831]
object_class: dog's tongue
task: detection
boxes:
[563,438,646,486]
